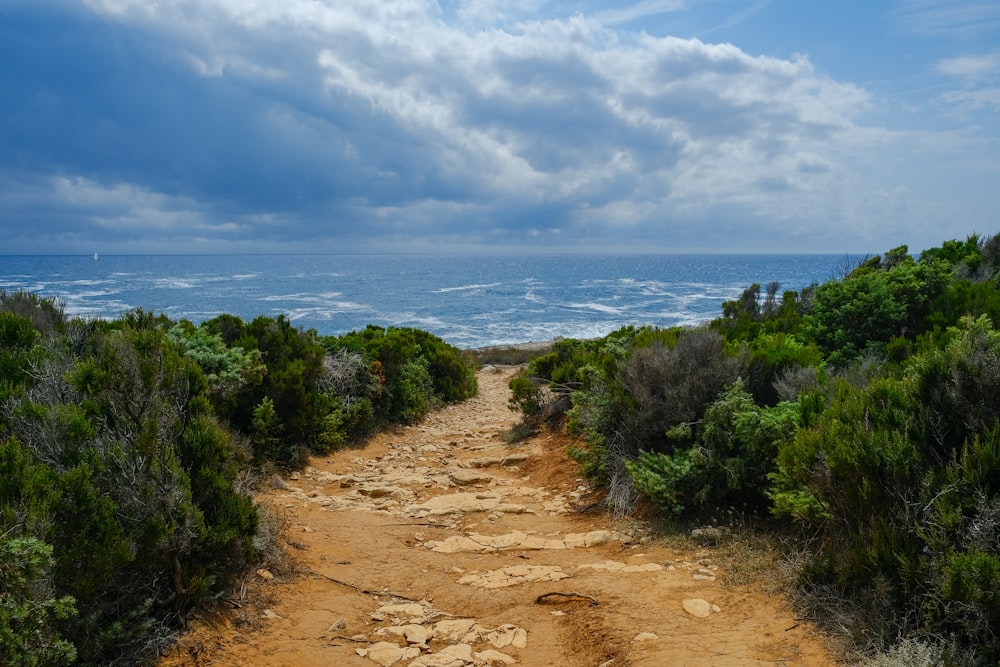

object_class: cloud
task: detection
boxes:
[892,0,1000,38]
[0,0,987,254]
[937,88,1000,112]
[593,0,686,27]
[934,53,1000,80]
[931,52,1000,113]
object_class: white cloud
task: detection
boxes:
[593,0,686,27]
[938,87,1000,112]
[893,0,1000,38]
[934,53,1000,80]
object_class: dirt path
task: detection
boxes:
[161,367,838,667]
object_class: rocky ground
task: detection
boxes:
[160,366,839,667]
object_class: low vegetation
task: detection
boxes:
[509,234,1000,665]
[0,297,475,665]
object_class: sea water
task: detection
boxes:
[0,254,851,348]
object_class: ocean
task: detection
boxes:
[0,254,850,348]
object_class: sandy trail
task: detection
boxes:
[161,367,837,667]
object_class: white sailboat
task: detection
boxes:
[94,250,99,261]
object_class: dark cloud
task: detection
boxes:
[0,1,994,254]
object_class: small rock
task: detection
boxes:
[449,470,491,486]
[269,475,290,490]
[372,603,428,621]
[289,471,301,481]
[486,624,527,649]
[682,598,714,618]
[327,617,348,632]
[692,523,726,542]
[633,632,659,642]
[365,641,408,667]
[433,618,479,642]
[378,623,433,646]
[474,649,516,665]
[256,568,274,581]
[410,643,474,667]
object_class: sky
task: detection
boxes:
[0,0,998,255]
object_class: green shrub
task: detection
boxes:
[508,374,542,416]
[625,449,698,515]
[803,246,952,366]
[0,312,41,400]
[564,328,743,514]
[626,379,800,517]
[333,325,476,429]
[0,290,65,338]
[0,535,77,667]
[1,314,259,663]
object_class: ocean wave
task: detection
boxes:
[383,312,449,329]
[276,300,372,317]
[152,278,199,289]
[260,292,346,302]
[67,279,115,287]
[524,290,544,303]
[565,302,628,316]
[433,282,504,293]
[64,289,120,299]
[63,299,134,317]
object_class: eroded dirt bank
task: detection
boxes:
[161,367,838,667]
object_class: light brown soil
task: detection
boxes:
[160,367,840,667]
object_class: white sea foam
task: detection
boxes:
[68,289,119,299]
[566,302,627,316]
[68,279,112,286]
[64,299,132,316]
[524,290,544,303]
[260,292,345,302]
[433,282,504,293]
[152,278,199,289]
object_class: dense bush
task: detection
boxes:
[559,327,745,513]
[803,246,952,366]
[200,318,477,462]
[0,533,77,666]
[332,325,477,426]
[627,379,800,516]
[0,313,259,664]
[0,290,65,338]
[508,233,1000,662]
[0,295,479,664]
[769,317,1000,660]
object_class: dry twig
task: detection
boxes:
[308,570,420,602]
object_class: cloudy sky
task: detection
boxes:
[1,0,998,255]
